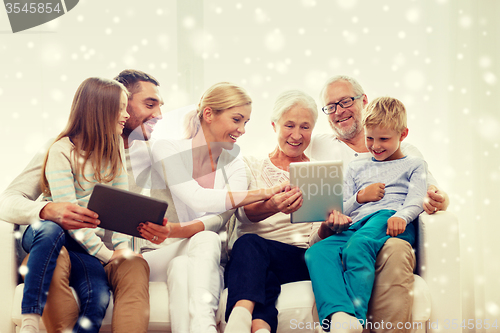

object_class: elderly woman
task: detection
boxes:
[224,90,321,333]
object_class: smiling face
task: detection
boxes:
[116,91,130,134]
[323,80,367,141]
[206,104,251,149]
[273,104,315,159]
[364,125,408,161]
[123,81,163,144]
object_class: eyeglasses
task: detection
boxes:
[321,94,363,115]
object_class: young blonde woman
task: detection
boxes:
[136,82,287,333]
[20,77,136,333]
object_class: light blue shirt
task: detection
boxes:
[343,155,428,224]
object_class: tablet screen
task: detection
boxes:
[88,184,168,238]
[289,160,343,223]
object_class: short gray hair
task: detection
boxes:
[270,90,318,126]
[319,75,365,105]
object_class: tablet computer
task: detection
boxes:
[88,184,168,238]
[289,160,343,223]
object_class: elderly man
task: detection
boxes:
[306,75,448,332]
[0,69,166,332]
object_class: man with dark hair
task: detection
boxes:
[0,69,166,333]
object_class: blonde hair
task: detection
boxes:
[184,82,252,138]
[41,77,129,195]
[362,96,407,133]
[270,90,318,126]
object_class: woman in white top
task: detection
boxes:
[224,90,321,333]
[136,82,286,333]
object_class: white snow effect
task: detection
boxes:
[183,16,196,29]
[479,56,492,68]
[406,8,420,23]
[265,29,285,52]
[79,317,92,330]
[329,58,341,69]
[305,70,328,92]
[156,8,164,15]
[336,0,357,10]
[157,34,169,49]
[255,8,269,23]
[485,302,500,316]
[77,15,84,22]
[123,55,136,67]
[18,265,28,276]
[275,62,288,74]
[113,16,120,24]
[459,15,472,28]
[483,72,497,85]
[51,89,64,102]
[342,30,358,44]
[398,31,406,39]
[477,116,500,140]
[301,0,316,8]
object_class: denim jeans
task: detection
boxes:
[22,221,110,333]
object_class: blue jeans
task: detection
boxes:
[22,221,110,333]
[305,210,416,329]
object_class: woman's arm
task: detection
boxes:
[152,140,286,212]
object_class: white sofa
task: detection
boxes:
[3,211,461,333]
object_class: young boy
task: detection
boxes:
[305,97,428,333]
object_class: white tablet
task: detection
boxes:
[88,184,168,238]
[289,160,343,223]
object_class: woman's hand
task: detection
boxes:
[137,218,171,244]
[265,187,303,215]
[323,210,352,234]
[267,181,290,198]
[357,183,385,204]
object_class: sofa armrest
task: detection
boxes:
[416,212,462,332]
[0,220,18,333]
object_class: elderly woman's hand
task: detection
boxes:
[265,187,303,215]
[323,210,352,234]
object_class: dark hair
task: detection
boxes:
[114,69,160,95]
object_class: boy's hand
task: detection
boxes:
[387,216,406,237]
[357,183,385,204]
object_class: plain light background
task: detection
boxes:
[1,0,499,330]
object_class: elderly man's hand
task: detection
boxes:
[265,187,303,215]
[423,185,448,214]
